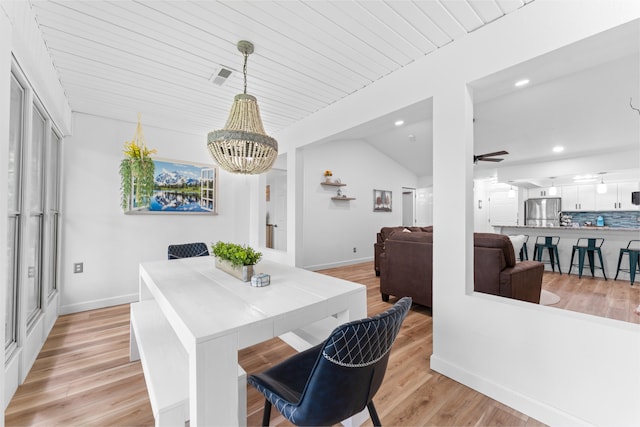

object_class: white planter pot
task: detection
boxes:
[215,258,254,282]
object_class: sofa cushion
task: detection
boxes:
[387,231,433,244]
[474,233,516,268]
[380,226,423,241]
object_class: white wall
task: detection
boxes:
[300,139,417,270]
[60,113,252,313]
[263,2,640,425]
[428,4,640,427]
[0,6,11,420]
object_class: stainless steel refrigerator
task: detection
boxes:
[524,197,562,227]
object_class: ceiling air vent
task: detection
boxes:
[211,68,232,86]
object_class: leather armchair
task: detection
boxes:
[474,233,544,304]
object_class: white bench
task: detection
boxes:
[130,300,247,427]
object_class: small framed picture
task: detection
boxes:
[373,189,392,212]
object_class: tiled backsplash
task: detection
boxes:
[561,210,640,228]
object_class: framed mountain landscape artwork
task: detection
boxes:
[127,158,218,214]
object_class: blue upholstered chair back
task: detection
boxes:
[254,296,411,426]
[167,242,209,260]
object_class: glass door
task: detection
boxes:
[6,74,23,355]
[45,130,61,298]
[5,67,63,361]
[25,107,46,326]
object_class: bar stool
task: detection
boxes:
[533,236,562,274]
[520,235,529,261]
[508,235,528,262]
[614,240,640,285]
[568,238,607,280]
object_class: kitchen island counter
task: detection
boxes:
[494,225,640,280]
[496,225,640,232]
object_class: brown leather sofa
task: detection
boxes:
[374,226,433,276]
[379,232,544,308]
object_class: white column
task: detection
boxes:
[431,80,475,355]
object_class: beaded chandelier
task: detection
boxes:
[207,41,278,175]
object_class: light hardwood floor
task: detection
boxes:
[6,262,639,426]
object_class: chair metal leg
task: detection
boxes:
[555,247,562,274]
[577,248,586,278]
[262,399,272,427]
[367,401,382,427]
[597,249,607,280]
[615,250,624,280]
[587,250,596,277]
[546,247,553,271]
[569,248,576,275]
[630,252,640,286]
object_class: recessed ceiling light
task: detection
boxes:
[394,120,404,126]
[515,79,530,87]
[552,146,564,153]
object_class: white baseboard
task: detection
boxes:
[60,293,139,315]
[305,256,373,271]
[430,354,590,427]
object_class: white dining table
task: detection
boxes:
[131,256,367,427]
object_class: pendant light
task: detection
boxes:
[596,172,608,194]
[549,177,557,196]
[207,41,278,174]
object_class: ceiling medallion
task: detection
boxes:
[207,41,278,174]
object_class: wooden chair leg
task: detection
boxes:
[367,401,382,427]
[262,399,272,427]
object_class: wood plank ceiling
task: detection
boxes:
[30,0,534,137]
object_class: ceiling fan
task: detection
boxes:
[473,150,509,164]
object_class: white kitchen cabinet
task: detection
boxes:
[528,186,561,198]
[561,184,596,211]
[596,182,640,210]
[618,182,640,210]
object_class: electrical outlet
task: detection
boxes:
[73,262,83,274]
[353,247,357,253]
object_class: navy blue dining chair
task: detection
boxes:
[167,242,209,260]
[248,296,412,427]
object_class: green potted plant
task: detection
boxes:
[212,241,262,282]
[120,114,156,211]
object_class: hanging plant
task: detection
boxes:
[120,114,157,211]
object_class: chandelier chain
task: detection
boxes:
[243,50,248,95]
